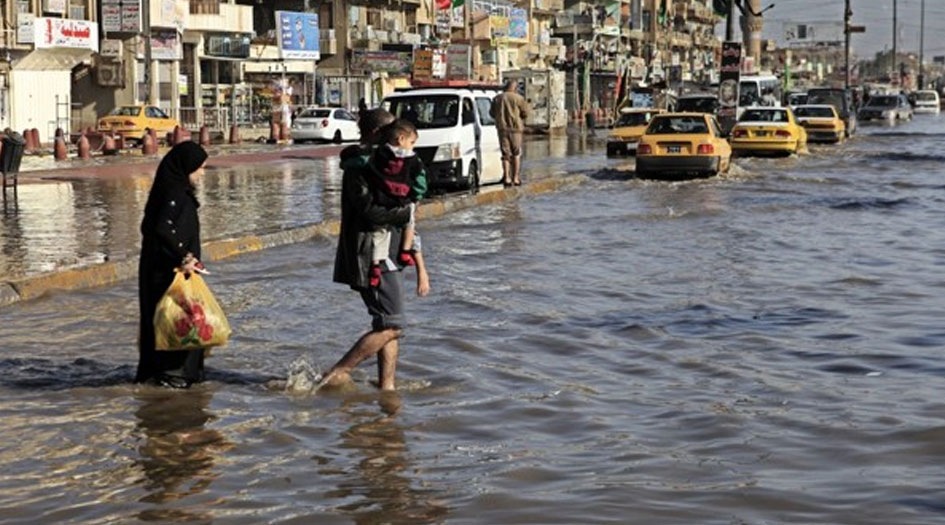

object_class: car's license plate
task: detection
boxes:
[667,145,681,153]
[756,131,769,137]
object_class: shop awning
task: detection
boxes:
[14,48,93,71]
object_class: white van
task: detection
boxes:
[381,87,503,190]
[913,90,941,114]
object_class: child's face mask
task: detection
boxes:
[386,143,415,158]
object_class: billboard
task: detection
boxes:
[276,11,319,60]
[447,44,471,80]
[718,41,741,133]
[350,50,412,75]
[101,0,141,33]
[150,29,181,60]
[508,8,528,42]
[782,21,843,47]
[34,17,99,51]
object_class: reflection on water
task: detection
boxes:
[133,386,230,522]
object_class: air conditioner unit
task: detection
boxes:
[96,62,124,87]
[482,50,497,65]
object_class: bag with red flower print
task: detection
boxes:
[153,270,232,351]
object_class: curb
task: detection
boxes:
[1,174,585,307]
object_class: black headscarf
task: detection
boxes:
[142,142,208,234]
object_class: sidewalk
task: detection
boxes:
[14,141,346,182]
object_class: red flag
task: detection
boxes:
[436,0,451,9]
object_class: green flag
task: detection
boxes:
[453,0,464,7]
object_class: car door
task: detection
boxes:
[475,95,502,184]
[146,106,169,132]
[459,97,479,180]
[340,110,360,140]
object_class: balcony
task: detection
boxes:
[186,2,253,33]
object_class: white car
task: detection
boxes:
[381,87,503,190]
[291,107,360,143]
[913,90,941,114]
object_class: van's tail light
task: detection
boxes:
[321,119,329,127]
[697,144,714,154]
[731,129,747,138]
[775,130,792,137]
[637,144,652,154]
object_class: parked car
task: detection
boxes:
[636,113,732,180]
[382,87,502,190]
[785,91,808,109]
[807,88,857,137]
[730,107,807,156]
[674,94,720,115]
[858,94,913,123]
[291,107,360,143]
[97,105,179,143]
[912,90,941,114]
[794,105,846,143]
[606,108,664,156]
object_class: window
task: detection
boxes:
[147,107,169,119]
[794,106,834,118]
[110,106,142,117]
[739,109,788,122]
[647,116,708,134]
[334,109,356,121]
[476,97,495,125]
[300,109,331,118]
[190,0,219,15]
[385,95,459,129]
[616,112,651,126]
[462,98,475,125]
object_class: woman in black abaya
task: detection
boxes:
[136,141,209,388]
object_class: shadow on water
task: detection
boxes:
[867,152,945,163]
[821,196,914,211]
[0,357,280,390]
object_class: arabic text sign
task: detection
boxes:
[447,44,471,80]
[34,17,99,52]
[350,50,412,75]
[101,0,141,33]
[150,29,182,60]
[276,11,320,60]
[414,49,434,81]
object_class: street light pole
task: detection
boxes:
[918,0,925,89]
[726,0,735,41]
[891,0,897,81]
[844,0,851,89]
[143,0,152,103]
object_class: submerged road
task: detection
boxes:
[1,115,945,523]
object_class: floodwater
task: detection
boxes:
[2,114,945,523]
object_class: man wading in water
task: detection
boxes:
[319,109,420,391]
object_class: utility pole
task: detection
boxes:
[844,0,851,89]
[143,0,152,103]
[726,0,735,41]
[918,0,925,89]
[892,0,897,82]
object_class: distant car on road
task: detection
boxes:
[807,88,857,137]
[97,105,179,143]
[794,105,846,143]
[912,90,941,114]
[291,107,360,143]
[858,94,913,123]
[606,108,664,156]
[674,94,719,115]
[730,107,807,156]
[636,112,732,180]
[785,92,808,109]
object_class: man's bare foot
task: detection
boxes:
[317,369,352,390]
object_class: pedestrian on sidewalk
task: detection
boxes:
[319,109,418,391]
[490,79,531,187]
[136,141,209,389]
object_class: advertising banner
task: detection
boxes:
[150,29,182,60]
[350,50,412,75]
[599,0,620,35]
[44,0,66,14]
[447,44,471,80]
[16,12,34,44]
[436,7,452,37]
[414,49,434,81]
[102,0,141,33]
[490,15,508,45]
[508,8,528,42]
[276,11,320,60]
[718,41,742,133]
[34,17,99,51]
[155,0,187,29]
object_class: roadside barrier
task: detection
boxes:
[0,175,585,308]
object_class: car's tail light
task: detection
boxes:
[321,119,329,127]
[731,129,747,138]
[124,120,136,126]
[775,130,791,137]
[637,144,652,154]
[697,144,714,154]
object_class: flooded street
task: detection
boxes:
[2,114,945,523]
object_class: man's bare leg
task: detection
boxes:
[377,338,399,391]
[319,328,400,388]
[502,159,511,185]
[511,155,522,185]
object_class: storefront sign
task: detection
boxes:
[414,49,434,81]
[447,44,471,80]
[156,0,187,30]
[205,33,250,59]
[151,29,182,60]
[276,11,319,60]
[451,4,465,28]
[718,41,742,132]
[100,39,123,58]
[350,50,412,75]
[34,17,99,52]
[102,0,141,33]
[436,7,452,37]
[16,12,34,44]
[508,8,528,42]
[44,0,66,14]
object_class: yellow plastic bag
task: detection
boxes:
[154,271,232,351]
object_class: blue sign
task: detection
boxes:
[276,11,319,60]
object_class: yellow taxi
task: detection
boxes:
[636,112,732,179]
[606,108,664,156]
[97,105,180,142]
[730,107,807,156]
[793,104,846,143]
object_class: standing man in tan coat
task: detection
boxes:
[491,80,531,186]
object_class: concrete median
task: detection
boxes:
[1,175,585,308]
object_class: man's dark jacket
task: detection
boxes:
[333,145,412,290]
